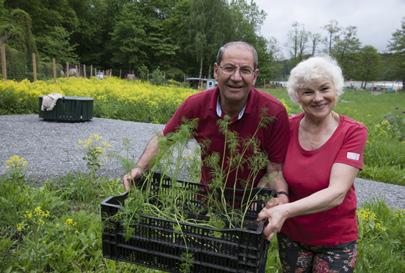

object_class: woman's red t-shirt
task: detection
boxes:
[281,113,367,246]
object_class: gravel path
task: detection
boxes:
[1,114,404,209]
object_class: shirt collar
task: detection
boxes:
[216,96,246,120]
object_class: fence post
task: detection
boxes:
[52,58,56,80]
[0,43,6,80]
[90,65,93,77]
[66,62,69,77]
[32,53,37,81]
[83,64,86,78]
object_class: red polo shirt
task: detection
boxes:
[281,113,367,246]
[163,87,290,187]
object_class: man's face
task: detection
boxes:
[214,45,258,105]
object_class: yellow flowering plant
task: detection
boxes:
[358,207,387,239]
[0,78,196,123]
[16,206,50,234]
[4,155,28,180]
[78,134,111,175]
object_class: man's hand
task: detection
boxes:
[122,166,143,191]
[265,194,289,209]
[121,133,161,191]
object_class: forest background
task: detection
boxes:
[0,0,404,87]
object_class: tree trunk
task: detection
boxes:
[32,53,37,81]
[311,40,316,56]
[1,43,7,80]
[329,33,332,54]
[198,57,203,89]
[52,58,56,80]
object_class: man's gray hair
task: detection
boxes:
[216,41,258,68]
[287,56,344,104]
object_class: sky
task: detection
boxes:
[255,0,405,58]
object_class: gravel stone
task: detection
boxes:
[1,114,404,209]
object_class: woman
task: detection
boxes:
[258,56,367,273]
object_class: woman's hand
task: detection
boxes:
[257,204,289,240]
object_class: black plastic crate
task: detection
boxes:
[39,96,93,122]
[101,172,272,273]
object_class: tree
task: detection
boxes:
[68,0,110,65]
[287,22,309,63]
[187,0,232,79]
[387,17,405,90]
[355,46,381,89]
[4,0,78,36]
[36,26,78,64]
[4,0,77,67]
[0,5,37,77]
[323,20,340,54]
[110,1,178,72]
[308,32,323,56]
[229,0,266,42]
[333,26,361,79]
[265,37,284,80]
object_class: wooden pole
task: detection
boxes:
[75,65,78,77]
[52,58,56,80]
[32,53,37,81]
[83,64,86,78]
[90,65,93,77]
[1,43,7,80]
[66,62,69,77]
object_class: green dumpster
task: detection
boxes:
[39,96,94,122]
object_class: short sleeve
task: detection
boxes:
[163,99,191,135]
[265,107,290,163]
[335,124,368,169]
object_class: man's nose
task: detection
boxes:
[230,67,243,81]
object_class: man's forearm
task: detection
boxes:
[266,162,288,191]
[135,133,161,171]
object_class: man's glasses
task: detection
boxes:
[219,64,255,77]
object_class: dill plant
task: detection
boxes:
[113,111,276,272]
[119,109,275,224]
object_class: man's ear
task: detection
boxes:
[214,63,219,80]
[252,69,259,85]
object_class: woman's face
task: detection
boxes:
[296,79,337,120]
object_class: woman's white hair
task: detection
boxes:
[287,56,344,104]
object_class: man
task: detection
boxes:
[123,41,289,204]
